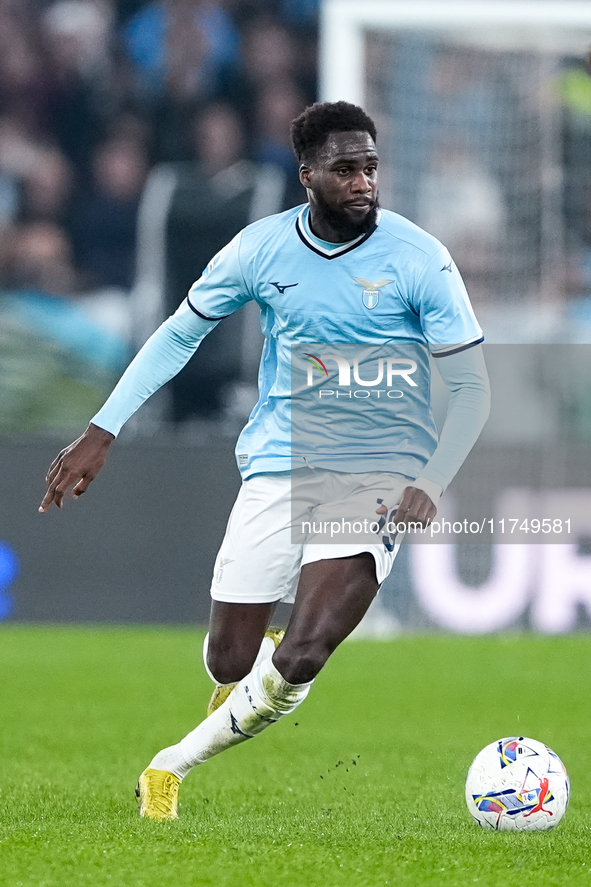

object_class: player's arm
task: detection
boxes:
[379,344,490,527]
[39,233,252,512]
[39,303,220,512]
[386,246,490,526]
[417,342,491,495]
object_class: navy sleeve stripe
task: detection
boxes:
[431,336,484,358]
[186,296,228,322]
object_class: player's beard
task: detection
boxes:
[313,192,379,242]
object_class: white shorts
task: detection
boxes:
[210,468,407,605]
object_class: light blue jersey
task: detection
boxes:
[92,204,486,486]
[186,205,482,479]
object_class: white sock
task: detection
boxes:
[148,657,312,780]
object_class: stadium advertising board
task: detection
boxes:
[4,345,591,634]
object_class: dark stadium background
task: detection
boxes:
[2,0,591,634]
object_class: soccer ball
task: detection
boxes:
[465,737,569,831]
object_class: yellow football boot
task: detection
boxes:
[206,683,235,716]
[206,628,285,716]
[136,768,181,820]
[264,627,286,647]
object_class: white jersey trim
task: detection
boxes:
[295,206,379,259]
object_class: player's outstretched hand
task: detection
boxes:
[39,423,115,513]
[376,485,437,530]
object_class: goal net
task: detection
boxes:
[320,2,591,634]
[320,0,591,322]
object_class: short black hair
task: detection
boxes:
[290,101,377,164]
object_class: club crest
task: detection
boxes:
[353,277,393,310]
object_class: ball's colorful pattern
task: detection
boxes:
[466,737,569,830]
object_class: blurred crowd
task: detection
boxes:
[4,1,591,438]
[0,0,319,432]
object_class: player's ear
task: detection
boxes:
[299,163,312,188]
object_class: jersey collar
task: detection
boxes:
[295,205,380,259]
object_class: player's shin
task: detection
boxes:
[148,656,312,780]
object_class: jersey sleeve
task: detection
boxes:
[91,302,219,436]
[418,343,491,491]
[186,231,253,320]
[413,247,483,356]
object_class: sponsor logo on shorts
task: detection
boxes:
[215,557,234,584]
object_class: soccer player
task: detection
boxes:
[39,102,490,820]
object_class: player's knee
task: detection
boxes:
[206,651,249,685]
[205,636,255,685]
[273,637,333,685]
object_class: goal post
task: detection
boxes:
[319,2,591,635]
[320,1,591,107]
[319,0,591,313]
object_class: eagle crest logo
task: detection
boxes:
[353,277,393,309]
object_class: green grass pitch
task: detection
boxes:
[1,627,591,886]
